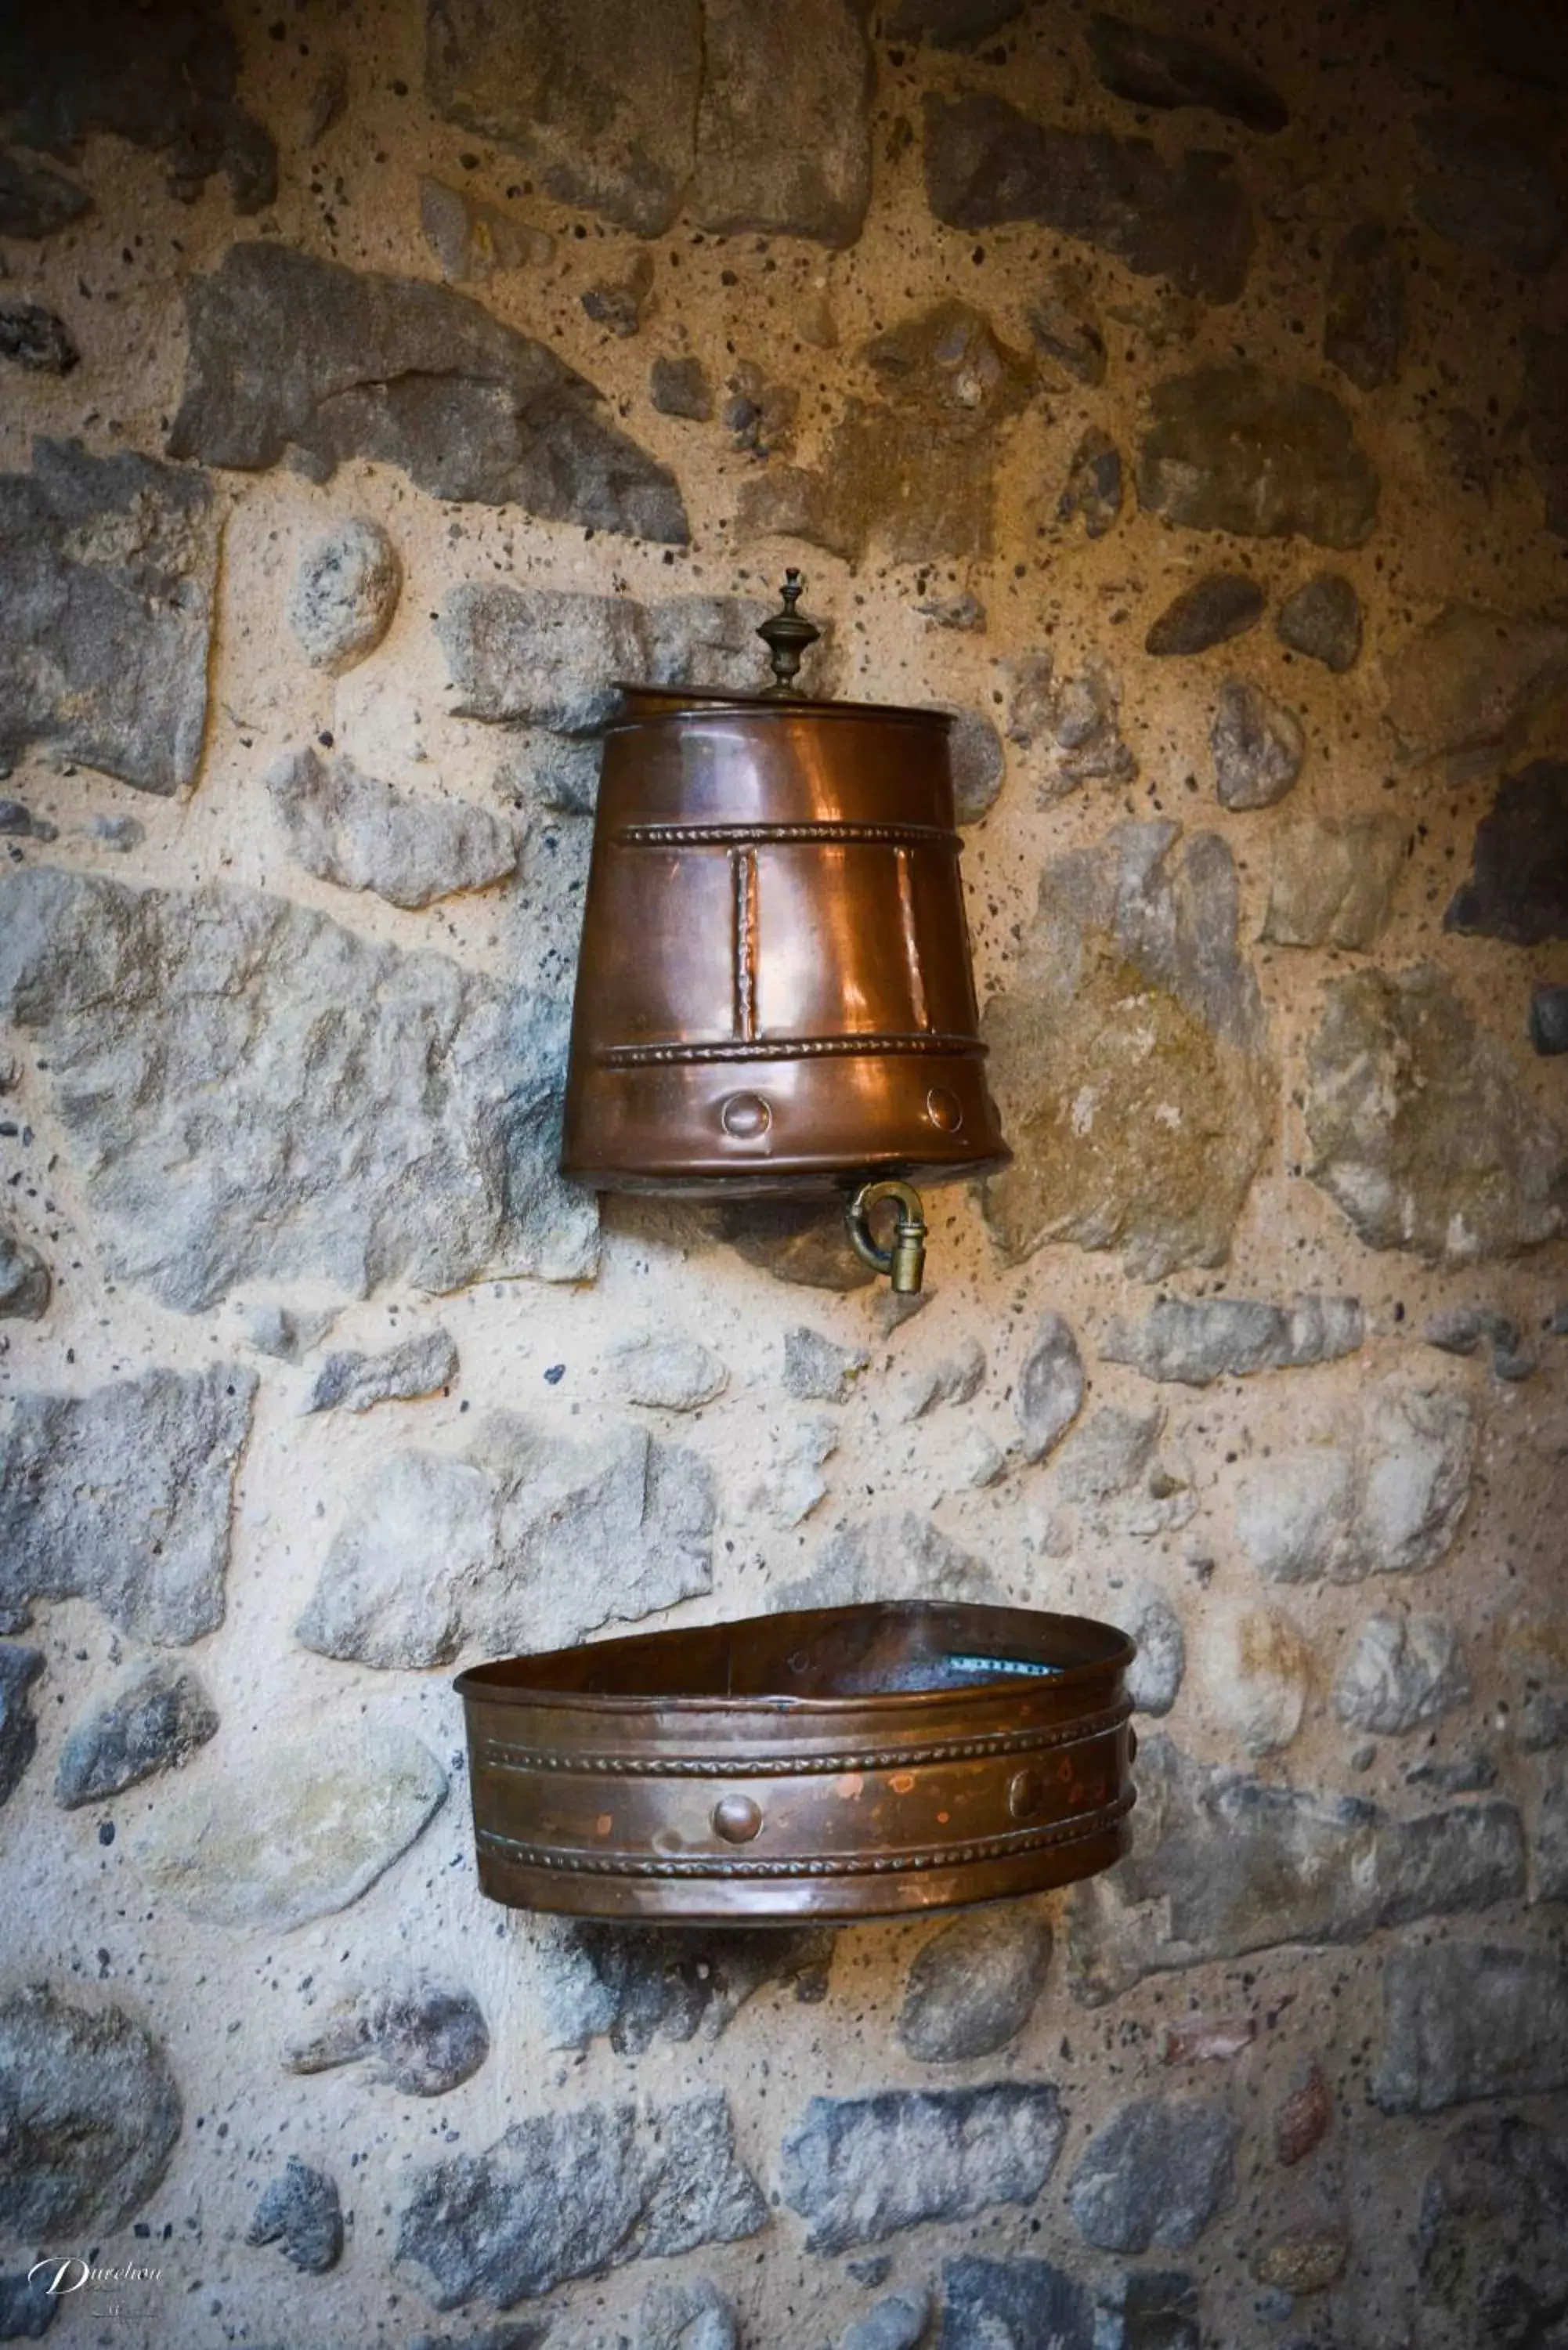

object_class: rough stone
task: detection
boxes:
[1050,1407,1162,1506]
[720,1196,874,1290]
[297,1414,714,1668]
[304,1328,460,1415]
[1382,603,1568,766]
[0,1645,43,1809]
[1059,428,1122,539]
[609,1336,728,1412]
[1202,1603,1308,1756]
[582,251,656,339]
[1534,1761,1568,1901]
[0,146,90,238]
[242,1303,338,1364]
[897,1337,986,1422]
[54,1656,219,1809]
[1334,1613,1469,1737]
[779,1513,1000,1613]
[0,1986,181,2236]
[938,2256,1094,2350]
[1233,1380,1476,1583]
[0,800,58,842]
[635,2279,739,2350]
[1274,2063,1331,2166]
[1417,2116,1568,2345]
[1144,573,1263,656]
[1261,814,1404,949]
[1414,108,1566,275]
[0,439,218,796]
[1103,1294,1363,1385]
[1137,365,1379,546]
[0,2268,56,2337]
[1277,572,1364,671]
[783,1325,868,1404]
[1014,1313,1084,1461]
[840,2293,930,2350]
[248,2158,343,2274]
[1067,2097,1237,2252]
[1124,1592,1186,1718]
[946,709,1006,825]
[168,243,685,544]
[284,1976,490,2097]
[1252,2232,1347,2295]
[1004,653,1136,797]
[288,519,402,673]
[0,301,78,374]
[887,0,1024,41]
[1531,984,1568,1054]
[1323,222,1406,390]
[982,822,1274,1280]
[0,868,599,1307]
[1027,266,1106,385]
[0,1364,254,1645]
[537,1922,832,2055]
[648,594,776,694]
[691,0,872,244]
[1375,1940,1568,2113]
[418,177,555,283]
[0,1228,50,1320]
[1211,676,1306,808]
[0,1,276,212]
[1445,761,1568,944]
[743,1414,837,1528]
[898,1907,1053,2063]
[439,584,649,733]
[782,2084,1066,2253]
[130,1719,447,1931]
[1087,15,1287,132]
[89,813,144,852]
[1096,2271,1200,2350]
[1304,963,1567,1261]
[270,747,517,910]
[396,2091,766,2308]
[1066,1737,1526,2004]
[649,353,714,421]
[923,93,1253,305]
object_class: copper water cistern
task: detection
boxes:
[559,574,1010,1289]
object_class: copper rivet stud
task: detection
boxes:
[712,1794,763,1844]
[720,1091,771,1140]
[926,1085,963,1133]
[1007,1766,1045,1822]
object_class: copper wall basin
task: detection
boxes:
[455,1600,1136,1923]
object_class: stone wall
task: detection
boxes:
[2,2,1566,2344]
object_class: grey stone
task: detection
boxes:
[841,2290,931,2350]
[1233,1380,1476,1584]
[0,439,218,796]
[983,822,1274,1279]
[1211,676,1306,809]
[169,244,685,544]
[898,1337,986,1422]
[609,1335,728,1412]
[269,747,517,911]
[1138,365,1378,547]
[493,730,602,819]
[425,0,703,237]
[1203,1603,1308,1757]
[1067,2097,1237,2252]
[0,1228,49,1320]
[54,1656,219,1809]
[1334,1614,1469,1737]
[635,2279,739,2350]
[1027,266,1106,385]
[90,814,144,852]
[1059,428,1122,539]
[1323,222,1406,391]
[1015,1313,1084,1460]
[1103,1294,1364,1385]
[1422,1303,1516,1358]
[0,146,90,238]
[647,595,775,694]
[742,1414,837,1528]
[0,868,599,1308]
[1087,15,1287,132]
[1523,328,1568,537]
[720,1195,873,1289]
[582,251,656,339]
[1375,1941,1568,2113]
[304,1327,459,1415]
[284,1976,489,2097]
[288,519,402,674]
[408,2325,547,2350]
[242,1303,338,1363]
[779,1513,1000,1614]
[1417,2116,1568,2347]
[1066,1737,1526,2005]
[923,93,1253,305]
[0,799,57,841]
[0,1986,181,2236]
[1305,964,1567,1262]
[296,1414,714,1668]
[1007,653,1133,796]
[938,2256,1094,2350]
[691,0,873,245]
[0,1365,254,1645]
[887,0,1024,41]
[782,2084,1066,2253]
[396,2090,766,2308]
[1261,813,1404,949]
[440,585,648,733]
[538,1922,832,2055]
[783,1325,868,1404]
[1516,1646,1568,1754]
[0,1,275,212]
[650,353,714,421]
[1414,108,1566,275]
[247,2158,342,2274]
[0,302,78,374]
[0,1645,43,1809]
[1531,984,1568,1054]
[1124,1592,1185,1717]
[130,1719,447,1931]
[1382,603,1568,767]
[1446,760,1568,945]
[1095,2271,1200,2350]
[1050,1407,1163,1509]
[1144,573,1263,657]
[946,708,1005,825]
[418,177,555,284]
[0,2268,56,2337]
[898,1907,1053,2063]
[1277,573,1364,671]
[1534,1760,1568,1901]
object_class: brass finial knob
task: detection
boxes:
[757,569,820,697]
